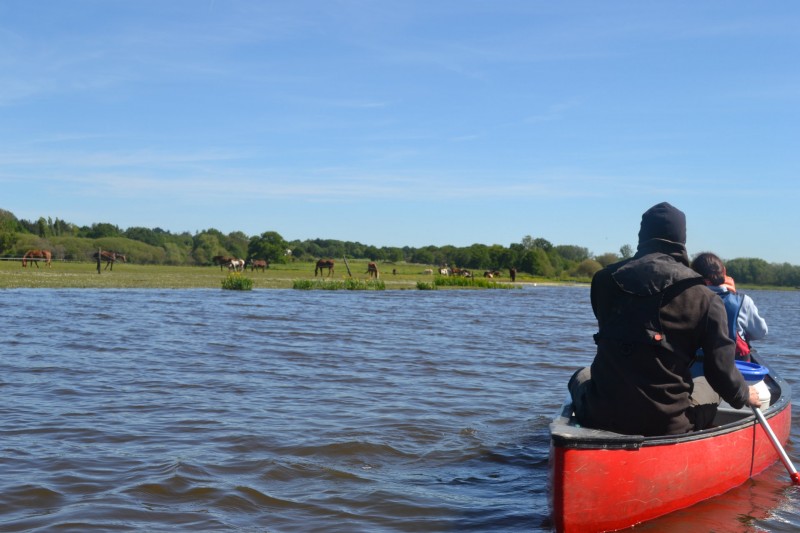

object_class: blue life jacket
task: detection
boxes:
[720,291,750,359]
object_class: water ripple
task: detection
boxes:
[0,287,797,531]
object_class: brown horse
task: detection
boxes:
[22,249,52,268]
[93,251,126,271]
[250,259,269,272]
[366,262,379,279]
[315,259,335,277]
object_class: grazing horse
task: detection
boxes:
[93,251,126,271]
[22,249,52,268]
[315,259,335,277]
[250,259,269,272]
[227,258,245,272]
[212,255,235,271]
[509,268,517,282]
[366,262,379,279]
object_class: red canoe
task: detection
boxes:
[549,354,792,532]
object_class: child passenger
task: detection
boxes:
[690,252,768,361]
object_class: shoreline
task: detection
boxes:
[0,261,585,290]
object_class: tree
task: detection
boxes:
[83,222,121,239]
[224,231,250,260]
[411,248,435,265]
[0,209,19,254]
[0,230,16,254]
[519,248,555,277]
[248,231,289,263]
[192,232,225,265]
[595,252,620,267]
[773,262,800,287]
[37,217,51,238]
[726,258,773,286]
[125,226,163,247]
[488,244,514,269]
[382,247,405,262]
[363,245,382,261]
[554,245,589,262]
[619,244,634,259]
[522,235,553,252]
[572,259,603,278]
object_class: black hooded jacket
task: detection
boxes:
[583,238,750,435]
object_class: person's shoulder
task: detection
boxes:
[681,282,720,306]
[592,259,627,285]
[740,292,758,306]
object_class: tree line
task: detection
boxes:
[1,208,798,287]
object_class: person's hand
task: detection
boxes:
[723,275,737,293]
[748,385,762,408]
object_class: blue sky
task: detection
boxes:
[2,1,799,263]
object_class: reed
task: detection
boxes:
[433,275,516,289]
[292,278,385,290]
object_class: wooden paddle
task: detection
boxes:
[753,406,800,484]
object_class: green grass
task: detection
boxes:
[0,259,541,289]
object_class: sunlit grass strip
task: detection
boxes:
[432,275,516,289]
[221,273,254,290]
[292,278,385,290]
[416,281,437,290]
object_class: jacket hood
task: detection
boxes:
[612,239,698,296]
[638,202,686,245]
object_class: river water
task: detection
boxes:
[0,287,798,532]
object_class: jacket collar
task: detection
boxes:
[635,238,690,267]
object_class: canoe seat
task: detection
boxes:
[713,403,753,426]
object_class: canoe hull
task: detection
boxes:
[549,357,792,532]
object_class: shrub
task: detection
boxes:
[221,273,254,290]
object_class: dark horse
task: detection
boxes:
[93,251,126,271]
[366,262,379,279]
[315,259,335,277]
[22,249,52,268]
[212,255,235,271]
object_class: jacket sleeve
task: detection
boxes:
[702,294,750,408]
[740,295,768,341]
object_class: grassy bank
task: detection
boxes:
[0,259,553,289]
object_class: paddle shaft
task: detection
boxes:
[752,406,800,484]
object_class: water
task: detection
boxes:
[0,287,798,532]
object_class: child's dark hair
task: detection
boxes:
[691,252,726,285]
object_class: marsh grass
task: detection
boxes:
[292,278,386,290]
[433,275,517,289]
[0,259,538,290]
[221,273,254,290]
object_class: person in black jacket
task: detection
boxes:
[568,202,761,436]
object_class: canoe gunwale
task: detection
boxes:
[549,352,792,532]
